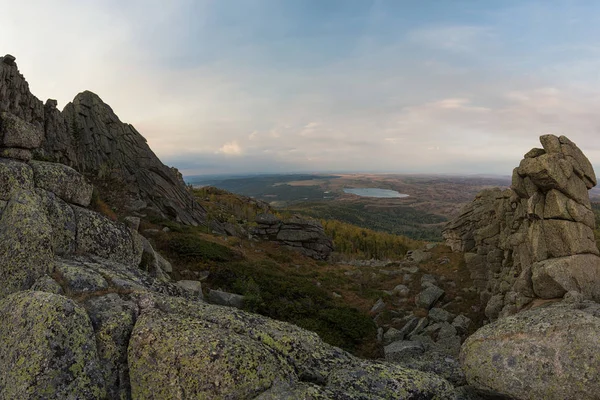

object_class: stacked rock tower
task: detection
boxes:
[444,134,600,319]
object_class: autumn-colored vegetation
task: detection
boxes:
[322,219,422,259]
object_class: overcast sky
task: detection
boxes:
[3,0,600,176]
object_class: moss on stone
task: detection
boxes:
[0,291,106,398]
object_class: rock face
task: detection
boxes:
[252,213,334,260]
[461,301,600,400]
[443,134,600,320]
[0,54,208,226]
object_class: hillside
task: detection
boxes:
[191,173,511,241]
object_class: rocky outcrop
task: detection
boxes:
[252,213,334,260]
[0,54,208,226]
[443,134,600,320]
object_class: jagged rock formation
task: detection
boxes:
[0,54,207,226]
[443,134,600,320]
[252,213,334,260]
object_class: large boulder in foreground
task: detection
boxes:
[460,301,600,400]
[0,291,105,399]
[128,293,455,400]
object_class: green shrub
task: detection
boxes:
[207,260,375,352]
[166,234,235,262]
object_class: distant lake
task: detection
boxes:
[343,188,409,198]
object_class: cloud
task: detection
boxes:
[217,141,242,155]
[408,25,495,52]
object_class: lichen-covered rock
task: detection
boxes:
[176,280,204,301]
[0,111,42,148]
[84,293,138,399]
[54,260,109,293]
[0,157,33,200]
[30,160,93,206]
[208,289,245,308]
[30,274,64,294]
[73,206,143,266]
[0,291,106,399]
[60,256,184,297]
[254,382,333,399]
[461,302,600,400]
[35,188,77,255]
[138,234,170,281]
[251,213,333,260]
[0,190,52,298]
[384,340,425,362]
[531,254,600,300]
[415,285,445,309]
[128,307,296,399]
[0,147,32,161]
[325,362,455,400]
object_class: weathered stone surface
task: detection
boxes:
[84,293,138,399]
[35,188,77,255]
[0,157,33,200]
[393,350,466,387]
[0,147,32,161]
[251,213,333,260]
[542,219,598,258]
[138,235,170,281]
[461,302,600,400]
[429,307,454,323]
[30,274,64,294]
[517,153,572,191]
[73,206,143,266]
[383,327,404,344]
[540,133,562,153]
[0,56,44,127]
[0,190,52,298]
[129,307,295,399]
[415,285,445,309]
[54,260,109,293]
[30,160,93,206]
[0,291,106,399]
[559,135,597,188]
[0,111,42,148]
[60,91,208,225]
[532,254,600,300]
[176,280,204,301]
[208,289,245,308]
[325,362,454,400]
[444,134,600,320]
[384,340,425,362]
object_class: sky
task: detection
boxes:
[3,0,600,176]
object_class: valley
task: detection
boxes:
[189,173,512,241]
